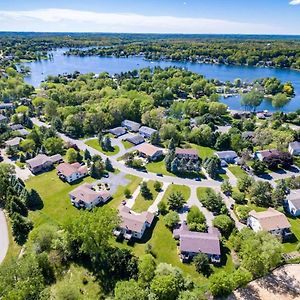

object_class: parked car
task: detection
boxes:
[103,173,109,178]
[195,177,201,181]
[230,204,234,210]
[156,173,163,177]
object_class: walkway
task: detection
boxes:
[148,182,170,213]
[0,209,9,264]
[124,184,142,209]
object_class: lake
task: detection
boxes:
[21,48,300,112]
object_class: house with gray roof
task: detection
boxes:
[10,124,24,131]
[109,127,126,137]
[285,190,300,217]
[215,150,238,165]
[289,141,300,156]
[5,137,23,149]
[125,134,145,146]
[121,120,141,132]
[26,154,63,174]
[0,114,7,124]
[173,223,221,263]
[0,103,14,110]
[16,128,29,137]
[139,126,158,138]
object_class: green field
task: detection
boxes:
[132,180,161,212]
[85,139,120,156]
[121,140,134,150]
[189,143,215,159]
[146,159,175,177]
[161,184,191,205]
[228,165,247,178]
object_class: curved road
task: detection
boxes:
[0,209,9,264]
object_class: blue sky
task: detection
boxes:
[0,0,299,34]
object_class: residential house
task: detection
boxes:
[256,112,266,119]
[175,148,199,160]
[125,134,145,146]
[5,137,23,149]
[284,190,300,217]
[114,205,155,240]
[109,127,126,137]
[173,223,221,263]
[255,149,280,162]
[242,131,255,140]
[16,128,29,137]
[26,154,63,174]
[247,208,292,239]
[215,151,238,165]
[136,143,163,161]
[139,126,158,138]
[69,183,111,209]
[0,114,7,124]
[121,120,141,132]
[57,162,88,183]
[0,103,14,110]
[289,141,300,156]
[10,124,24,131]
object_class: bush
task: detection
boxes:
[187,206,206,232]
[213,215,235,238]
[124,188,131,199]
[164,211,180,229]
[232,190,246,204]
[157,201,168,215]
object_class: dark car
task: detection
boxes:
[103,173,109,178]
[156,173,163,177]
[0,156,3,162]
[195,177,201,181]
[230,204,234,210]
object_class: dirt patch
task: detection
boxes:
[229,264,300,300]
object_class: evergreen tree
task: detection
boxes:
[105,157,114,172]
[84,149,91,161]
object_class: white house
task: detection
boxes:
[57,162,88,183]
[215,151,238,165]
[247,208,292,239]
[114,205,155,240]
[69,183,111,209]
[288,141,300,156]
[285,190,300,217]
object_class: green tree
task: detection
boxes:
[213,215,235,238]
[221,180,233,196]
[150,274,180,300]
[138,254,156,286]
[84,149,91,161]
[154,180,162,192]
[66,148,77,163]
[250,181,273,207]
[140,181,152,199]
[241,90,264,111]
[187,206,206,232]
[252,160,267,175]
[193,253,211,276]
[43,137,64,155]
[164,211,180,229]
[167,191,186,211]
[209,271,234,297]
[114,280,147,300]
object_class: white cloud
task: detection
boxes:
[290,0,300,5]
[0,8,282,34]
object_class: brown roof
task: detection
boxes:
[175,148,198,156]
[57,162,87,177]
[26,154,63,169]
[118,205,154,233]
[136,143,162,157]
[257,149,280,159]
[249,208,291,231]
[69,183,100,204]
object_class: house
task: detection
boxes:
[256,112,266,119]
[114,205,155,240]
[284,190,300,217]
[5,137,23,149]
[26,154,63,174]
[173,223,221,263]
[139,126,158,138]
[255,149,280,161]
[215,151,238,164]
[109,127,126,137]
[175,148,199,160]
[136,143,163,161]
[0,103,14,110]
[69,183,111,209]
[288,141,300,156]
[16,128,29,137]
[125,134,145,146]
[10,124,24,131]
[0,114,7,124]
[121,120,141,132]
[57,162,88,183]
[242,131,255,140]
[247,208,292,239]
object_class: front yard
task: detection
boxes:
[85,138,120,156]
[161,184,191,205]
[228,165,247,178]
[132,180,161,212]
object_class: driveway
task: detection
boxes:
[0,209,9,264]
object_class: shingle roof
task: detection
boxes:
[249,208,291,231]
[289,141,300,151]
[26,154,62,168]
[5,137,23,147]
[57,162,87,177]
[69,183,100,204]
[109,127,126,137]
[139,126,157,135]
[175,148,198,156]
[136,143,162,157]
[0,114,7,121]
[122,120,141,131]
[10,124,24,130]
[215,150,237,160]
[287,190,300,210]
[256,149,280,158]
[125,134,145,145]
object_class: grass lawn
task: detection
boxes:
[282,216,300,253]
[228,165,247,179]
[106,175,142,209]
[189,143,215,160]
[161,184,191,205]
[121,140,134,150]
[26,170,95,227]
[2,216,22,265]
[132,180,161,212]
[197,187,211,200]
[146,159,175,177]
[85,139,120,156]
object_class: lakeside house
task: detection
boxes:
[215,150,238,165]
[173,223,221,263]
[57,162,88,183]
[109,127,126,137]
[125,134,145,146]
[175,148,199,160]
[121,120,141,132]
[284,190,300,217]
[288,141,300,156]
[255,149,280,161]
[69,183,111,209]
[26,154,63,174]
[138,126,158,138]
[247,208,292,239]
[5,137,23,149]
[136,143,163,161]
[114,204,155,240]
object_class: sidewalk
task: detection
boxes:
[148,182,170,213]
